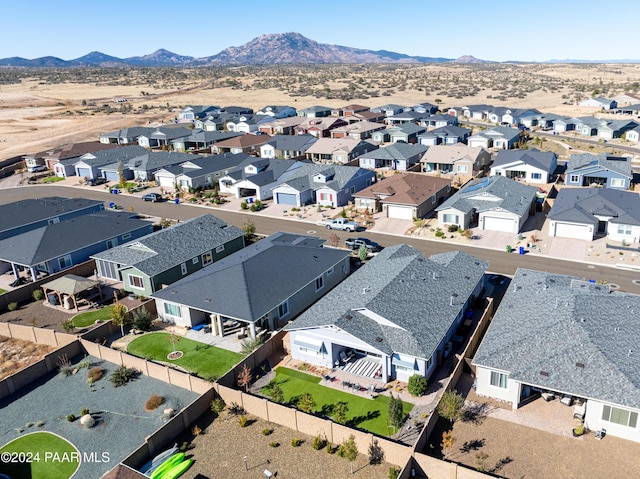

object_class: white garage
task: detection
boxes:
[551,221,594,241]
[157,175,176,188]
[481,215,516,233]
[387,204,415,220]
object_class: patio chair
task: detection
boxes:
[339,350,348,364]
[594,428,606,440]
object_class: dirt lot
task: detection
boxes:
[2,63,640,162]
[0,336,53,380]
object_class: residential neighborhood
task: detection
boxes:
[3,81,640,479]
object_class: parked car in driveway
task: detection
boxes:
[86,177,107,186]
[141,192,162,202]
[27,165,47,173]
[345,237,381,252]
[326,218,358,232]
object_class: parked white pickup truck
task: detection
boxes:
[325,218,359,232]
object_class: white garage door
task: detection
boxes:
[387,205,414,220]
[482,216,515,233]
[157,176,175,188]
[553,222,593,240]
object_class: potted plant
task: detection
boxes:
[572,420,586,437]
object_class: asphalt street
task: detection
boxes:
[2,184,639,294]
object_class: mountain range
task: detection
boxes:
[0,32,482,67]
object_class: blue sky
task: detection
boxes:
[3,0,638,62]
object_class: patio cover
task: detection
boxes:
[41,274,102,311]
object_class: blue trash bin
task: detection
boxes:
[249,198,254,204]
[174,198,180,204]
[112,189,118,194]
[518,246,525,255]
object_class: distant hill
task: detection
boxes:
[0,32,481,67]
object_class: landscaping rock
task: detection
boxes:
[80,414,95,428]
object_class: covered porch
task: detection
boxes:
[41,274,103,311]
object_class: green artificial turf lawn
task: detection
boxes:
[127,332,243,380]
[71,305,115,327]
[41,176,65,183]
[0,431,79,479]
[0,288,6,295]
[262,367,413,436]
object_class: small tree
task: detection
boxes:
[111,302,129,336]
[131,307,153,331]
[368,439,384,465]
[237,364,252,392]
[358,244,368,262]
[241,334,265,355]
[61,319,74,333]
[387,392,404,433]
[270,383,284,404]
[243,219,256,241]
[441,430,456,459]
[437,390,465,423]
[338,434,358,474]
[333,401,349,425]
[298,392,316,413]
[407,374,428,397]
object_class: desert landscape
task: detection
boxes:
[2,63,640,161]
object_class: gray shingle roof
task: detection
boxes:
[265,134,318,152]
[74,146,149,167]
[0,197,103,235]
[92,214,244,277]
[274,163,371,193]
[436,175,537,216]
[473,268,640,410]
[567,153,632,178]
[548,188,640,225]
[358,142,428,160]
[151,232,351,322]
[0,212,151,266]
[492,148,557,172]
[286,245,487,360]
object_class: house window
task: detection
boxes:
[163,302,181,318]
[490,371,508,389]
[315,275,324,291]
[192,257,199,264]
[327,266,334,276]
[569,175,580,183]
[335,155,344,163]
[616,225,632,235]
[443,214,459,224]
[611,178,625,188]
[180,263,187,275]
[128,275,144,290]
[215,245,225,253]
[456,165,468,173]
[106,238,118,249]
[48,217,60,225]
[58,255,72,269]
[395,364,414,373]
[531,173,542,180]
[122,233,131,240]
[350,186,356,194]
[278,300,289,318]
[601,405,638,428]
[202,252,212,266]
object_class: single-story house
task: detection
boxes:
[305,138,376,164]
[597,119,639,140]
[73,146,149,180]
[419,113,459,129]
[371,123,426,144]
[467,126,522,150]
[613,103,640,117]
[137,127,193,149]
[258,116,305,135]
[271,163,376,208]
[353,173,451,220]
[26,142,118,175]
[92,214,244,296]
[411,102,439,114]
[553,117,580,133]
[436,175,537,233]
[153,152,250,191]
[417,126,471,146]
[370,104,407,117]
[332,104,371,117]
[625,125,640,143]
[152,232,352,337]
[226,114,273,134]
[260,134,318,159]
[295,118,348,138]
[565,153,632,190]
[385,111,430,125]
[330,121,386,140]
[256,105,297,118]
[491,148,557,184]
[473,268,640,444]
[358,142,428,171]
[194,113,234,132]
[420,145,492,177]
[285,245,487,383]
[462,104,494,121]
[297,106,332,118]
[0,211,152,283]
[177,106,220,123]
[547,188,640,242]
[218,157,304,200]
[99,151,196,182]
[0,197,104,241]
[170,131,242,152]
[211,134,272,155]
[579,97,618,110]
[99,126,156,145]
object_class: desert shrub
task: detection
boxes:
[228,402,246,416]
[7,302,18,311]
[80,407,89,416]
[368,439,384,465]
[407,374,428,397]
[447,224,458,233]
[192,425,202,436]
[77,358,90,369]
[240,200,248,210]
[145,394,164,411]
[437,390,465,423]
[389,467,400,479]
[312,434,325,450]
[32,289,44,301]
[262,428,273,436]
[435,230,445,237]
[110,365,138,387]
[67,414,77,422]
[297,392,316,413]
[87,367,103,382]
[210,397,226,415]
[326,442,334,454]
[239,415,248,427]
[269,441,279,448]
[57,354,73,377]
[61,319,74,333]
[291,438,302,447]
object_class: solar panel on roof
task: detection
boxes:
[463,177,492,193]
